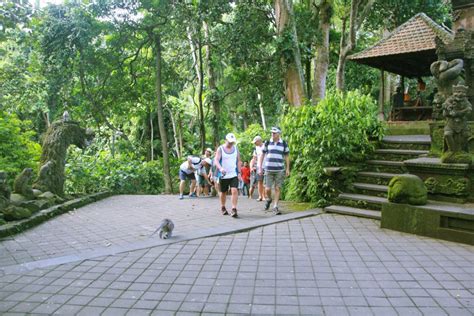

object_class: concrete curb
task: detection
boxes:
[0,191,112,239]
[0,209,321,276]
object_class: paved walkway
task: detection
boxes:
[0,195,294,267]
[0,195,473,315]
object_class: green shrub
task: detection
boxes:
[0,111,41,180]
[65,148,182,194]
[281,90,384,206]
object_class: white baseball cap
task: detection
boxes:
[252,136,262,143]
[270,126,281,134]
[225,133,237,143]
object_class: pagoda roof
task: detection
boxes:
[348,13,454,77]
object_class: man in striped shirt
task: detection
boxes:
[258,126,290,215]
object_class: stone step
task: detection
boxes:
[375,149,429,155]
[337,193,388,210]
[324,205,381,220]
[353,182,388,194]
[373,148,429,161]
[382,135,431,144]
[357,171,400,185]
[366,160,407,173]
[380,135,431,151]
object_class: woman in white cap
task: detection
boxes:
[196,157,213,197]
[214,133,242,217]
[249,135,266,201]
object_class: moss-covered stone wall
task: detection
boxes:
[381,202,474,245]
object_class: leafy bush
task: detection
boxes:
[0,111,41,180]
[65,148,182,195]
[235,123,267,163]
[281,90,384,206]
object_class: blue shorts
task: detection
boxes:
[179,170,195,181]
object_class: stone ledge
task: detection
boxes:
[404,157,471,170]
[0,192,112,238]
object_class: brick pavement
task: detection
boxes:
[0,195,294,267]
[0,196,474,316]
[0,197,473,315]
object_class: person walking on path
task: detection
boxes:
[241,161,251,197]
[258,127,290,215]
[196,149,213,196]
[249,135,266,201]
[214,133,242,217]
[179,156,208,199]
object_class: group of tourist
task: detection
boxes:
[178,126,290,217]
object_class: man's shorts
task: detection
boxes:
[250,171,264,187]
[220,176,238,193]
[264,171,285,188]
[197,174,206,186]
[179,170,195,181]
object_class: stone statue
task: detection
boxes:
[0,171,11,213]
[13,168,35,199]
[0,171,11,200]
[387,174,428,205]
[430,58,464,104]
[33,121,94,196]
[442,84,472,163]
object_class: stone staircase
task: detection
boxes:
[324,135,431,220]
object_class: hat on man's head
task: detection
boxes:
[205,147,213,153]
[203,158,212,165]
[270,126,281,134]
[225,133,237,143]
[252,136,262,144]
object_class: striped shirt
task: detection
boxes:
[263,138,289,172]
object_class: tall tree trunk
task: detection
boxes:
[178,115,183,157]
[154,34,173,194]
[204,22,221,148]
[274,0,306,106]
[257,92,267,130]
[187,26,206,152]
[312,0,331,104]
[166,107,180,159]
[336,0,375,91]
[150,108,154,161]
[305,57,311,99]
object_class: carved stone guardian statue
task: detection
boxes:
[442,84,472,163]
[33,120,94,196]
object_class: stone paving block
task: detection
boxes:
[100,306,128,316]
[179,301,205,312]
[6,302,38,313]
[299,305,324,315]
[250,304,274,314]
[30,302,61,314]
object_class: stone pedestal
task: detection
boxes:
[381,201,474,245]
[404,157,474,203]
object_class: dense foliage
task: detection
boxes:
[65,148,181,195]
[0,111,41,179]
[0,0,450,197]
[282,90,384,206]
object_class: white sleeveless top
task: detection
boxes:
[219,145,238,179]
